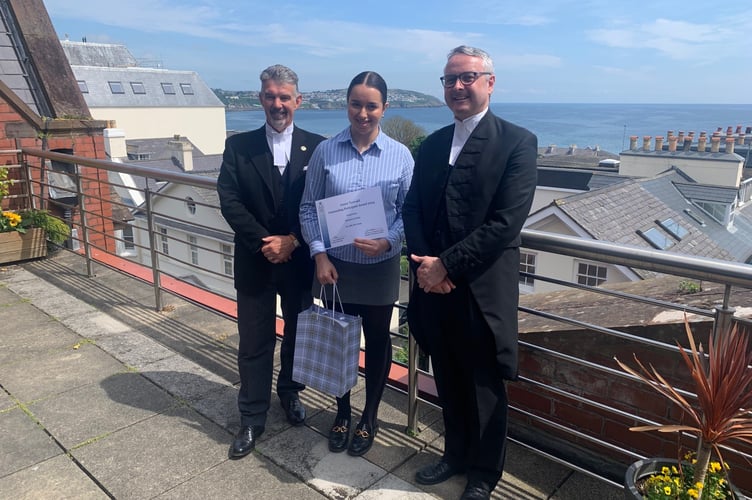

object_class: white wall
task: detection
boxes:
[90,106,226,155]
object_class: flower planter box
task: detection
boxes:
[0,227,47,264]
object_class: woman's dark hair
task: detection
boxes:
[346,71,387,104]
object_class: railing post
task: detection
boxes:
[406,270,419,435]
[712,284,736,348]
[144,188,163,311]
[74,166,94,277]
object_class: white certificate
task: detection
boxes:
[316,186,388,249]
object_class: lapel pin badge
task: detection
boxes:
[301,146,307,152]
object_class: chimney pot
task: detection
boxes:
[711,136,721,153]
[683,137,692,151]
[736,125,742,134]
[642,136,651,151]
[629,136,638,151]
[668,136,678,152]
[737,134,745,145]
[697,135,707,152]
[654,136,664,151]
[726,137,736,155]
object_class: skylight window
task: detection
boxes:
[180,83,194,95]
[657,217,689,240]
[130,82,146,94]
[684,208,706,226]
[161,82,175,95]
[77,80,88,93]
[108,81,125,94]
[639,227,675,250]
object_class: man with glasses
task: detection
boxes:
[403,46,538,500]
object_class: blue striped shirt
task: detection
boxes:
[300,127,414,264]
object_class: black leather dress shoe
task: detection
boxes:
[328,416,350,453]
[229,425,264,459]
[460,479,492,500]
[281,397,306,426]
[347,422,377,456]
[415,459,463,485]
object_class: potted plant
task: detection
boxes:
[1,166,71,263]
[615,316,752,499]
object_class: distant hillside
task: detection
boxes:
[213,88,444,111]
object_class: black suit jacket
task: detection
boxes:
[402,111,538,378]
[217,126,325,294]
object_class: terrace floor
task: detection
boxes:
[0,250,623,499]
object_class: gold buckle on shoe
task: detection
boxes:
[332,425,348,433]
[354,428,370,438]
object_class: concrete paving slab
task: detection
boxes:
[0,318,78,367]
[499,441,572,498]
[0,454,108,500]
[0,390,14,411]
[260,424,388,499]
[139,359,233,403]
[92,330,178,368]
[190,383,240,432]
[0,342,124,402]
[154,453,327,500]
[72,405,231,499]
[353,473,439,499]
[0,406,62,477]
[29,371,177,449]
[550,470,623,500]
[394,445,468,500]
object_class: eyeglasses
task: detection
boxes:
[440,71,492,88]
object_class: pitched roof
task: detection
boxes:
[554,172,736,265]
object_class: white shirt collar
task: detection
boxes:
[265,123,294,168]
[449,108,488,165]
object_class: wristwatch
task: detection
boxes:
[289,233,301,249]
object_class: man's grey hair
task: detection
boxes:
[447,46,494,73]
[259,64,300,95]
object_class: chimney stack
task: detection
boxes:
[168,136,194,172]
[725,137,735,155]
[629,136,638,150]
[654,136,664,151]
[642,136,651,151]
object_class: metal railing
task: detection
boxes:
[12,147,752,491]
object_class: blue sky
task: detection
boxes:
[44,0,752,104]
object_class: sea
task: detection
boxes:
[225,103,752,155]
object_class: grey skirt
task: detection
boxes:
[314,254,401,306]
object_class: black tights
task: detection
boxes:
[331,302,393,428]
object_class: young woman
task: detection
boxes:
[299,71,413,456]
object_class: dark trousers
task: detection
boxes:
[236,263,312,428]
[428,284,509,486]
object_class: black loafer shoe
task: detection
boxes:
[415,459,463,485]
[328,416,350,453]
[347,422,377,457]
[460,479,492,500]
[281,396,306,426]
[229,425,264,459]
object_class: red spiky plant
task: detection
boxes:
[616,316,752,498]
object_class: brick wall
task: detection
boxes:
[0,96,114,252]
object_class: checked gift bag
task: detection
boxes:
[292,286,361,398]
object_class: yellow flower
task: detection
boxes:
[710,462,721,473]
[661,466,670,475]
[695,481,703,489]
[687,488,699,498]
[2,211,21,227]
[663,486,672,495]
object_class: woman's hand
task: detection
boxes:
[353,238,390,257]
[314,253,338,285]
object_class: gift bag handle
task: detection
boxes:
[319,283,344,314]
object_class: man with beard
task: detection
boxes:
[218,65,325,459]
